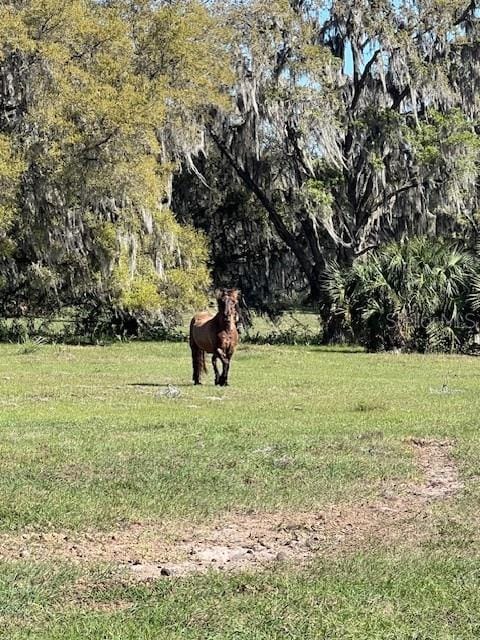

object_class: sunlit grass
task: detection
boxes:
[1,342,480,638]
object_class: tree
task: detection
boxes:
[173,148,308,311]
[0,0,230,331]
[206,0,479,302]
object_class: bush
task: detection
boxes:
[320,237,480,353]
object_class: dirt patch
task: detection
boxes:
[0,439,463,577]
[407,438,463,499]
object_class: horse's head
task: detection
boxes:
[216,288,240,323]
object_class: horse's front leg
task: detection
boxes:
[221,357,231,386]
[212,354,221,386]
[216,348,231,387]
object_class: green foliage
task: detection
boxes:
[0,0,230,328]
[113,252,163,313]
[0,134,24,234]
[303,179,334,210]
[321,238,480,352]
[408,109,480,174]
[244,327,322,345]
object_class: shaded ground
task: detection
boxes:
[0,439,462,578]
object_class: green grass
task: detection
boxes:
[1,342,480,638]
[3,552,480,639]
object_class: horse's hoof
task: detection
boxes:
[193,381,202,386]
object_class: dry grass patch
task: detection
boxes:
[0,440,462,578]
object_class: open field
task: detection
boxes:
[1,342,480,638]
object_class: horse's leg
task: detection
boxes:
[220,356,231,386]
[216,348,230,386]
[222,348,236,386]
[212,354,221,385]
[191,343,203,385]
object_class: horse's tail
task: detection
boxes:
[193,348,205,381]
[189,317,206,383]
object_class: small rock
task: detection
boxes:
[157,384,181,399]
[131,559,141,566]
[275,551,287,561]
[160,567,172,576]
[19,549,30,558]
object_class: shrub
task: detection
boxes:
[320,238,480,353]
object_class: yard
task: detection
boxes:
[1,341,480,638]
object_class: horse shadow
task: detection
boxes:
[127,382,193,388]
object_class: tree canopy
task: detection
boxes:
[202,0,479,301]
[0,0,479,343]
[0,0,230,330]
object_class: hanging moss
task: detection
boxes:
[0,0,231,331]
[200,0,479,303]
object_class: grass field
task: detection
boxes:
[1,341,480,638]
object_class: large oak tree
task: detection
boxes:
[207,0,479,301]
[0,0,230,329]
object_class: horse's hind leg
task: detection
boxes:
[191,344,203,385]
[212,354,221,386]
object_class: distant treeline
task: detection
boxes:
[0,1,479,349]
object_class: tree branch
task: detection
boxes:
[350,49,381,113]
[454,0,476,26]
[391,85,410,111]
[370,179,424,212]
[354,243,379,257]
[81,129,118,157]
[207,125,320,288]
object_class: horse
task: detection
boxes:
[189,288,239,386]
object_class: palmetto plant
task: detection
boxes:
[467,242,480,316]
[319,260,354,344]
[321,238,479,352]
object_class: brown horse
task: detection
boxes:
[189,288,239,386]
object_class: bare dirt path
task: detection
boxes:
[0,439,463,577]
